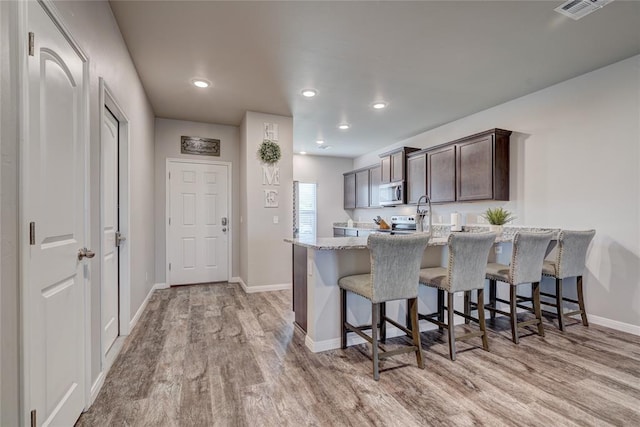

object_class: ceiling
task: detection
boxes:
[109,0,640,158]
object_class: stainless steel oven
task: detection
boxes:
[379,182,405,206]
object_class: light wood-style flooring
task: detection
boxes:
[77,283,640,426]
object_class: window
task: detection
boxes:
[294,182,317,239]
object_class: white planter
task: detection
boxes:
[489,224,504,234]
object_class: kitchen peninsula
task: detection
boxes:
[286,227,558,353]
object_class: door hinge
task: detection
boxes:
[28,32,35,56]
[30,410,36,427]
[168,172,171,180]
[168,217,171,225]
[169,263,171,271]
[29,222,36,245]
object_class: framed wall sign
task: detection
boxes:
[181,136,220,156]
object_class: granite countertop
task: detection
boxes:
[286,226,560,250]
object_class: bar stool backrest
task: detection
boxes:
[368,233,431,303]
[510,231,555,285]
[447,232,497,293]
[554,230,596,279]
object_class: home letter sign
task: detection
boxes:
[262,165,280,186]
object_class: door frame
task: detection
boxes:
[98,78,131,384]
[165,158,232,286]
[17,0,92,423]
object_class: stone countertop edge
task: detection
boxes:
[286,226,560,250]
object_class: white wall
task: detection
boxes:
[293,154,353,237]
[0,1,157,422]
[154,118,241,282]
[353,55,640,330]
[240,112,293,288]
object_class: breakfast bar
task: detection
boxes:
[286,227,558,353]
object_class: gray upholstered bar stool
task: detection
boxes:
[485,231,554,344]
[418,232,496,361]
[338,233,431,381]
[539,230,595,331]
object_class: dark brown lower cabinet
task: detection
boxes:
[292,245,307,332]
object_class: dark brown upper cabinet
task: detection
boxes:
[406,151,426,204]
[343,172,356,209]
[369,165,381,207]
[428,145,456,203]
[379,147,419,184]
[456,129,511,201]
[355,169,370,208]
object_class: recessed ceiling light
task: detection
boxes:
[316,140,324,144]
[299,151,307,155]
[338,123,350,130]
[192,79,210,88]
[301,89,317,98]
[372,101,388,109]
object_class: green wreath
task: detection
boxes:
[257,140,281,164]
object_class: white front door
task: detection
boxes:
[26,1,88,425]
[102,108,119,355]
[168,161,229,285]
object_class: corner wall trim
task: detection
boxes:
[585,314,640,336]
[129,283,163,331]
[230,277,290,294]
[88,372,105,407]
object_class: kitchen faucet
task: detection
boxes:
[416,195,432,237]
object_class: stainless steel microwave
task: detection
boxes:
[379,182,405,206]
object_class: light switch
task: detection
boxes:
[273,215,279,224]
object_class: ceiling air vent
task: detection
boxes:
[555,0,614,20]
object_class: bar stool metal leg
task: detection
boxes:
[437,289,445,332]
[533,281,545,337]
[448,293,456,360]
[340,288,347,349]
[510,285,519,344]
[556,278,565,331]
[489,280,497,320]
[371,302,380,381]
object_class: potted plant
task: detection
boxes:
[482,207,515,233]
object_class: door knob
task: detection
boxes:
[222,227,227,232]
[78,247,96,261]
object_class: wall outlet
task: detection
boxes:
[495,246,502,254]
[273,215,279,224]
[437,215,444,223]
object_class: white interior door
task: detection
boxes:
[168,161,229,285]
[26,1,88,425]
[101,108,119,355]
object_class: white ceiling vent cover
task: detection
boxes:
[555,0,614,20]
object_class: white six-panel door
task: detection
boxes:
[101,108,119,355]
[26,1,88,425]
[168,161,229,285]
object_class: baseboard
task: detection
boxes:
[230,276,291,294]
[88,372,105,407]
[154,282,169,290]
[586,314,640,336]
[129,283,160,330]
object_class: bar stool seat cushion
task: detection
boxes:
[485,262,510,283]
[418,267,448,290]
[338,274,373,300]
